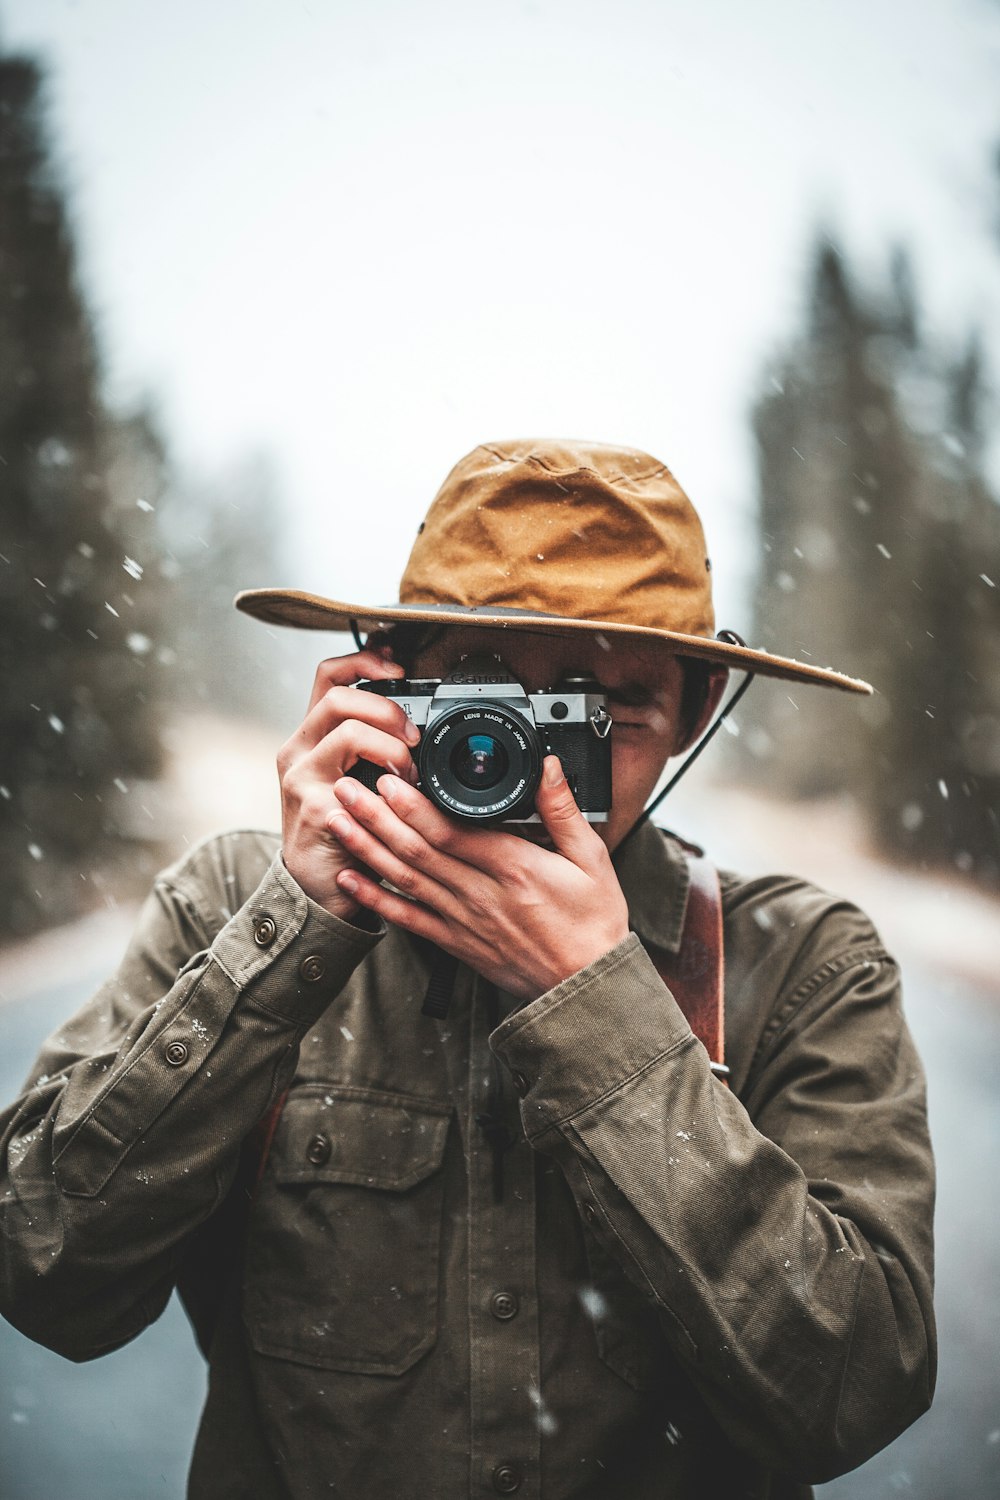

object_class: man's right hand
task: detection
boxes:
[277,646,420,920]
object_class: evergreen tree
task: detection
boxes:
[878,338,1000,880]
[747,238,916,800]
[0,55,164,934]
[745,234,1000,885]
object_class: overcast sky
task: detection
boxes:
[4,0,1000,632]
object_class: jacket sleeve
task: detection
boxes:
[489,925,935,1485]
[0,834,382,1362]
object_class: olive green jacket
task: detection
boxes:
[0,820,935,1499]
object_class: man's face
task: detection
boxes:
[406,626,705,852]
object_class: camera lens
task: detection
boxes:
[451,733,509,791]
[418,702,541,821]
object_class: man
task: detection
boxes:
[0,439,934,1499]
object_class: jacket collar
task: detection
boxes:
[612,818,691,955]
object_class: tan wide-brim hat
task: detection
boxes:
[236,438,871,694]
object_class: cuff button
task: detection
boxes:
[306,1132,332,1166]
[300,954,326,983]
[253,915,277,947]
[164,1040,189,1067]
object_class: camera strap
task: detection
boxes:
[422,946,459,1019]
[645,842,728,1085]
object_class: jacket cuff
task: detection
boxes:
[211,852,384,1027]
[489,934,695,1139]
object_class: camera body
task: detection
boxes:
[349,656,612,824]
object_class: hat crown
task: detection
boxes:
[399,439,715,638]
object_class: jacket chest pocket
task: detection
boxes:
[243,1085,452,1375]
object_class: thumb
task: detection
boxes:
[536,756,601,866]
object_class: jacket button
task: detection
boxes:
[510,1070,529,1096]
[306,1132,331,1166]
[492,1465,523,1494]
[253,915,277,947]
[490,1291,519,1321]
[164,1040,189,1067]
[299,954,326,983]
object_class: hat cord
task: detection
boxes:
[620,631,756,850]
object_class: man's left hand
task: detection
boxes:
[327,755,629,1002]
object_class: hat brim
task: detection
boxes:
[235,588,872,695]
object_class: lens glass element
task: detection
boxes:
[450,733,509,790]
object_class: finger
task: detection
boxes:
[336,867,451,948]
[308,722,421,784]
[306,649,404,714]
[371,773,524,877]
[332,777,480,893]
[295,684,420,756]
[534,756,606,868]
[326,807,464,921]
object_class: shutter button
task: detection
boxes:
[306,1133,331,1166]
[300,954,326,983]
[253,915,277,947]
[490,1291,519,1321]
[492,1465,523,1494]
[164,1040,189,1067]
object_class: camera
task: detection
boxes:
[349,655,612,824]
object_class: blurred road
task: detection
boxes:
[1,764,998,1496]
[819,961,1000,1498]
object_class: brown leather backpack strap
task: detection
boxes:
[647,848,728,1084]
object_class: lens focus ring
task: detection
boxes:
[418,701,541,822]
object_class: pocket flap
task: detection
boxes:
[268,1085,451,1191]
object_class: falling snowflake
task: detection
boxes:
[578,1286,607,1320]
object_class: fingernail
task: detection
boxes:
[328,813,352,838]
[544,756,564,786]
[403,719,421,746]
[338,871,359,892]
[335,778,360,805]
[379,774,402,801]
